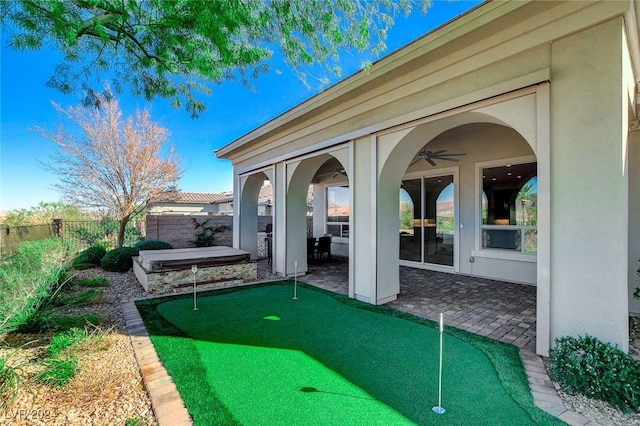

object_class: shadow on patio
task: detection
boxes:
[293,257,537,353]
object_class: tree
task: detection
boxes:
[35,91,181,247]
[516,182,537,226]
[1,0,426,118]
[2,201,91,227]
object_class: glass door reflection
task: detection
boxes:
[399,175,454,267]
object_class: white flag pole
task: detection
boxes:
[293,260,298,300]
[191,265,198,311]
[432,312,446,415]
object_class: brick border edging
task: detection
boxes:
[121,301,193,426]
[519,350,601,426]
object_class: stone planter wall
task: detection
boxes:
[133,257,257,294]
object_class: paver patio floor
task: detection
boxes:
[296,257,537,353]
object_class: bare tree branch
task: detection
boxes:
[35,89,181,246]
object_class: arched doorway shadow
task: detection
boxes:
[239,171,271,260]
[286,151,351,294]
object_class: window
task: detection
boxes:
[481,162,537,253]
[326,186,349,238]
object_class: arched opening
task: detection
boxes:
[378,112,539,305]
[239,171,272,260]
[285,152,350,290]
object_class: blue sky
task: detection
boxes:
[0,1,481,211]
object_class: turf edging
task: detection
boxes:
[136,280,564,425]
[135,295,240,425]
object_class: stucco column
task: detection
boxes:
[549,20,629,351]
[351,136,378,302]
[238,174,260,259]
[273,162,287,276]
[628,129,640,315]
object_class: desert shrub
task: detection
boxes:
[0,238,71,337]
[36,356,79,387]
[47,326,105,357]
[54,289,104,307]
[71,245,107,270]
[50,314,104,331]
[134,239,173,251]
[0,351,27,410]
[100,247,139,272]
[75,277,109,287]
[548,335,640,412]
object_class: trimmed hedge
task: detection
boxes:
[71,245,107,270]
[100,247,139,272]
[549,335,640,412]
[134,239,173,251]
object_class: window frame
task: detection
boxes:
[472,155,537,263]
[325,184,350,242]
[399,166,459,273]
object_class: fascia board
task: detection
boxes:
[214,0,521,159]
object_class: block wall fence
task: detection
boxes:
[145,215,273,256]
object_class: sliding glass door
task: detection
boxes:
[400,174,455,267]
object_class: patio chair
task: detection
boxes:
[307,237,317,262]
[315,236,332,261]
[265,236,272,264]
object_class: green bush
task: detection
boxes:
[0,238,70,337]
[0,351,26,410]
[134,239,173,251]
[71,245,107,270]
[100,247,139,272]
[548,335,640,412]
[36,356,79,387]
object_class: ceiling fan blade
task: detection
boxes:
[426,158,437,167]
[432,152,466,158]
[332,172,338,178]
[434,156,460,162]
[409,158,422,167]
[431,149,448,155]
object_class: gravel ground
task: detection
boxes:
[2,264,638,425]
[0,269,155,426]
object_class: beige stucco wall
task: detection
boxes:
[629,130,640,315]
[549,18,629,351]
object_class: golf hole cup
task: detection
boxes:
[191,265,198,310]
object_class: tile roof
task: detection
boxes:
[149,184,273,206]
[149,191,232,204]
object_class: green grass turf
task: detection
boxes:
[136,282,565,426]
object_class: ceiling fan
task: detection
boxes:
[410,149,466,167]
[316,168,347,179]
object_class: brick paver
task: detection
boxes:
[304,258,537,351]
[122,301,193,426]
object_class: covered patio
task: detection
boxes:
[284,258,537,353]
[219,1,640,356]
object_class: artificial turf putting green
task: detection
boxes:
[137,282,564,425]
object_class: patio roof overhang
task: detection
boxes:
[214,0,640,165]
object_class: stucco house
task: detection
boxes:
[147,187,274,216]
[216,0,640,356]
[147,192,232,215]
